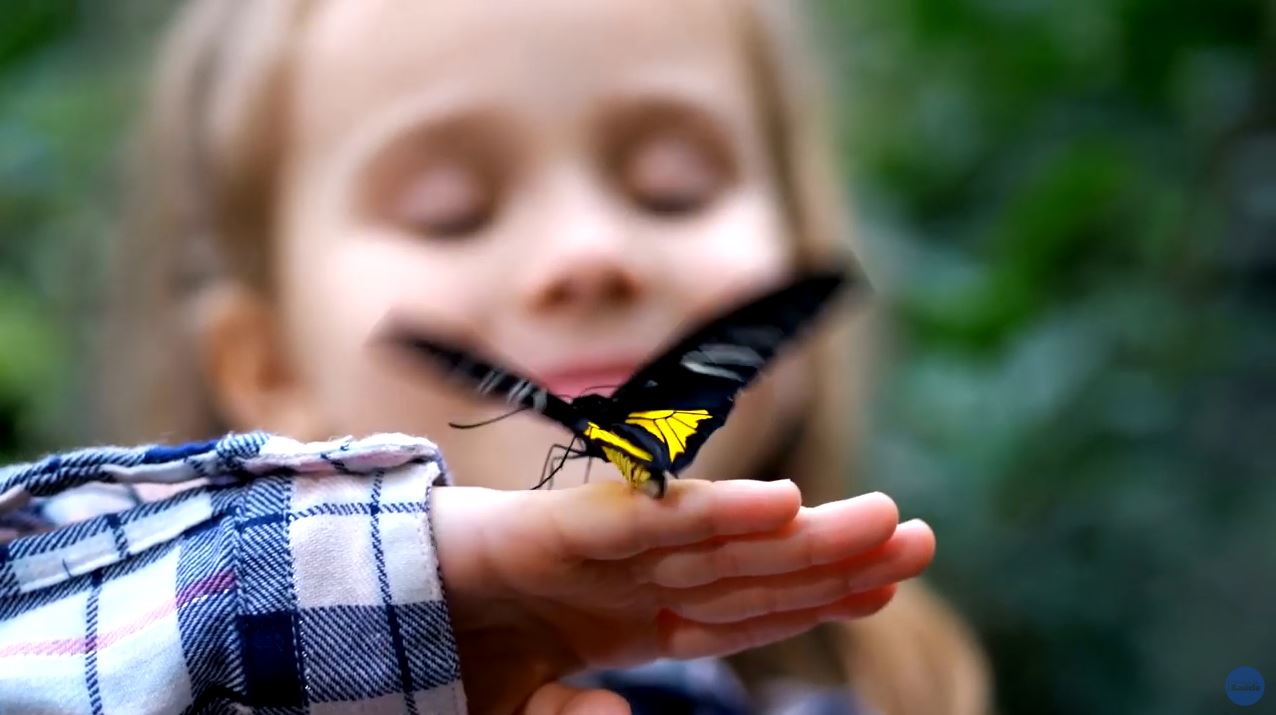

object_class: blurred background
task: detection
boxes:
[0,1,1271,713]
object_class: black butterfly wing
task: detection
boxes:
[611,268,854,474]
[383,326,585,433]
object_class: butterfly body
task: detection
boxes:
[384,268,857,498]
[581,421,667,496]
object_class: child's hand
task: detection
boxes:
[431,480,934,715]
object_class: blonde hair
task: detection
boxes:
[103,2,991,713]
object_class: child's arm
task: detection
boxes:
[1,434,934,715]
[0,433,469,714]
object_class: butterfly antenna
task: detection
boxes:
[449,405,530,430]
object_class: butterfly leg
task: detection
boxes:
[547,434,589,489]
[534,443,569,490]
[533,437,589,491]
[550,435,578,487]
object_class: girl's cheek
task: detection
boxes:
[672,194,791,307]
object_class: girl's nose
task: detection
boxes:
[531,255,640,314]
[518,174,647,317]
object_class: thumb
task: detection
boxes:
[520,681,631,715]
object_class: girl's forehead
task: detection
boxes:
[290,0,757,156]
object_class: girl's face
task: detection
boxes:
[254,0,812,489]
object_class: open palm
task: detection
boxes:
[431,479,935,714]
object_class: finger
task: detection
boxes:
[664,519,934,623]
[547,478,802,560]
[521,681,631,715]
[638,492,900,588]
[661,584,898,660]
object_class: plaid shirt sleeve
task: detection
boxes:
[0,432,467,714]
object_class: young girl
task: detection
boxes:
[4,0,989,712]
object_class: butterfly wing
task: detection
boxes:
[383,326,585,432]
[611,268,855,473]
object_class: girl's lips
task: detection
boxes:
[537,364,640,398]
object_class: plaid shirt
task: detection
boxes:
[0,433,873,715]
[0,432,466,714]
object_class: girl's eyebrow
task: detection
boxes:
[321,68,758,185]
[327,91,517,177]
[595,89,740,133]
[590,79,759,169]
[596,73,749,121]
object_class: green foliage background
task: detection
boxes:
[0,1,1272,713]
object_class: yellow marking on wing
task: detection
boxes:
[625,409,713,461]
[601,446,652,490]
[583,423,653,462]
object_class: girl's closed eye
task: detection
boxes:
[360,116,515,241]
[604,103,738,220]
[393,160,494,238]
[620,131,727,217]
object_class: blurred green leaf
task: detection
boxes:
[0,0,77,71]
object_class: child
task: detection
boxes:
[6,0,989,712]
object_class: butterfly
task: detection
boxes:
[380,267,858,498]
